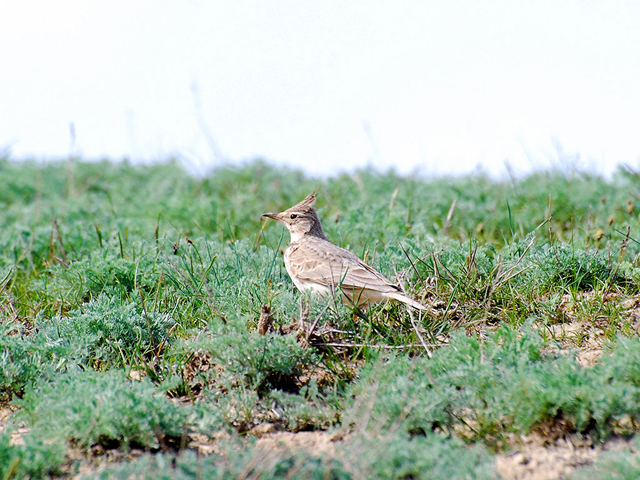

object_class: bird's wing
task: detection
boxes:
[287,239,401,294]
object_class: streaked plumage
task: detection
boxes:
[262,191,427,310]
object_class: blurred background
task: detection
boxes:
[2,0,639,178]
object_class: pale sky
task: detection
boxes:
[2,1,639,177]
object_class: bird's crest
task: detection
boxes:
[288,189,318,213]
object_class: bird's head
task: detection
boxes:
[262,190,326,242]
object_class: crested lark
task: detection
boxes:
[262,191,427,311]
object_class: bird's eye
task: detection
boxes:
[290,214,298,219]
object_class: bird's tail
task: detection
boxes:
[387,292,428,311]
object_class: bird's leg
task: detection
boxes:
[298,295,310,332]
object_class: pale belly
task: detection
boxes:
[289,275,333,296]
[283,255,333,296]
[284,261,383,307]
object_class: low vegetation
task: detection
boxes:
[2,156,640,478]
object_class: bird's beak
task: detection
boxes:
[262,212,280,221]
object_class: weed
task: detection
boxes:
[0,321,80,400]
[14,369,189,451]
[0,430,67,479]
[46,294,175,369]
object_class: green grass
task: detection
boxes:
[0,430,67,479]
[2,156,640,477]
[15,369,189,451]
[346,323,640,448]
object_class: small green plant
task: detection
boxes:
[169,316,335,431]
[269,382,335,431]
[0,430,67,479]
[346,431,495,480]
[0,321,79,400]
[182,317,317,394]
[47,294,175,369]
[15,369,189,451]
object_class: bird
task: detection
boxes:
[262,190,427,311]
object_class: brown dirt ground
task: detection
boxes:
[493,434,634,480]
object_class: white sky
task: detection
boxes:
[1,1,639,177]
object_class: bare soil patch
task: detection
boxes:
[254,428,341,458]
[495,434,634,480]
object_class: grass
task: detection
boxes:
[346,323,640,447]
[15,369,189,451]
[2,155,640,477]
